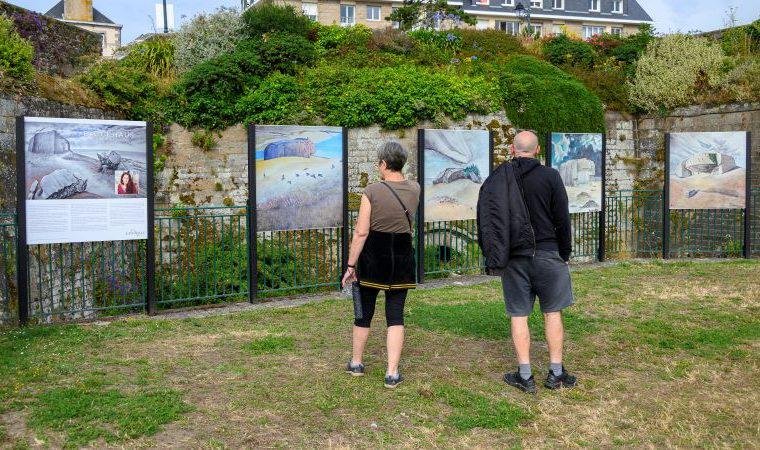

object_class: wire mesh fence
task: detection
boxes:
[0,188,758,325]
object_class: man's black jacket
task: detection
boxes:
[477,158,572,275]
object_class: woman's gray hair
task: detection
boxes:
[378,141,407,172]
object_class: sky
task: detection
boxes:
[9,0,760,44]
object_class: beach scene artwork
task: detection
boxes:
[669,132,747,210]
[423,129,490,222]
[550,133,603,214]
[24,118,147,201]
[255,125,344,231]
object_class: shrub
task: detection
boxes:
[498,55,605,137]
[120,36,175,78]
[78,61,163,122]
[191,129,217,151]
[246,32,317,74]
[566,60,630,112]
[305,63,496,129]
[587,33,622,55]
[172,48,264,129]
[717,58,760,103]
[0,14,34,82]
[237,73,311,125]
[456,29,525,61]
[7,7,100,76]
[317,24,373,55]
[611,24,655,72]
[542,34,597,68]
[369,28,416,55]
[629,34,726,113]
[241,3,314,39]
[174,7,244,73]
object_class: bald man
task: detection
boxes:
[500,131,575,394]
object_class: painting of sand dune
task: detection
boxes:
[254,125,344,231]
[668,132,748,210]
[550,133,604,214]
[422,129,490,222]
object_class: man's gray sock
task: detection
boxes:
[550,362,563,376]
[519,364,532,380]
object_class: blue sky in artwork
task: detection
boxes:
[9,0,760,44]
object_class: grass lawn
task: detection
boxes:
[0,260,758,448]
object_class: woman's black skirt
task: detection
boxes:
[358,230,416,290]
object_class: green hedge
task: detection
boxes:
[498,55,605,137]
[305,63,496,129]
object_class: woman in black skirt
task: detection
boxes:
[341,141,420,388]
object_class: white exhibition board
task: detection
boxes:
[22,117,149,245]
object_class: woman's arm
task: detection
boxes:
[342,194,371,286]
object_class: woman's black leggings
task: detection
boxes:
[354,286,407,328]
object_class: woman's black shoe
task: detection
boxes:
[503,371,537,394]
[544,366,577,389]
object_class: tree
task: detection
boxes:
[385,0,476,31]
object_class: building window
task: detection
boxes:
[366,5,381,21]
[530,0,542,8]
[502,0,514,5]
[391,6,400,29]
[589,0,600,12]
[611,0,623,13]
[496,20,520,35]
[302,3,317,21]
[532,24,542,36]
[552,0,563,9]
[582,25,605,39]
[611,27,623,36]
[476,19,489,30]
[475,0,490,5]
[552,24,564,35]
[340,4,355,25]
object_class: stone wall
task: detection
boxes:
[603,103,759,192]
[160,112,516,208]
[0,95,116,211]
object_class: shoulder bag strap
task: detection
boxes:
[380,182,413,233]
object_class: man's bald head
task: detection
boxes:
[512,131,540,156]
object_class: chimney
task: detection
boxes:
[64,0,94,22]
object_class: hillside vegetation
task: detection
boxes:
[2,4,758,134]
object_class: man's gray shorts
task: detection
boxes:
[501,250,574,317]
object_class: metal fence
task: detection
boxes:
[0,189,758,325]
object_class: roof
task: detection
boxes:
[463,0,653,23]
[44,1,116,24]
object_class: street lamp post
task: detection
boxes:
[162,0,168,33]
[515,2,532,34]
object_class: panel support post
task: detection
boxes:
[416,129,425,284]
[247,124,257,303]
[599,132,607,262]
[662,133,671,260]
[15,117,29,325]
[341,128,349,277]
[146,122,156,315]
[743,131,752,259]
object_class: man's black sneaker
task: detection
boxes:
[544,366,577,389]
[384,373,404,389]
[503,371,537,394]
[346,361,365,376]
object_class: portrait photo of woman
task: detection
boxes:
[115,171,138,195]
